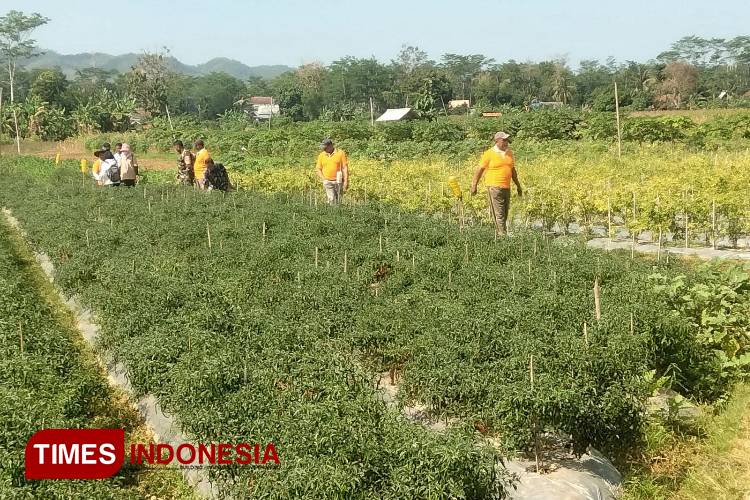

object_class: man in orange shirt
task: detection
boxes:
[470,131,523,235]
[315,138,349,204]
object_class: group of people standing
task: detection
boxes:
[91,142,139,187]
[311,131,522,235]
[92,131,522,235]
[173,139,230,192]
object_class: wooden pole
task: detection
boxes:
[530,354,540,474]
[630,313,634,335]
[614,81,622,159]
[165,104,176,139]
[206,224,212,249]
[712,200,717,250]
[262,222,266,240]
[370,97,374,126]
[344,251,348,274]
[594,278,602,321]
[315,247,319,268]
[657,228,662,262]
[607,196,612,242]
[583,321,588,346]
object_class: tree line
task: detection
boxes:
[1,9,750,143]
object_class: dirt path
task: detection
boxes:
[587,237,750,261]
[1,140,176,170]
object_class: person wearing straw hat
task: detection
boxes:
[118,143,139,187]
[315,138,349,204]
[470,131,523,235]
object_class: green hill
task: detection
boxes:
[22,50,293,80]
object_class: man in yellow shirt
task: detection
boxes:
[315,138,349,204]
[193,139,212,190]
[470,131,523,235]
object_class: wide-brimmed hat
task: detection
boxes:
[494,131,510,140]
[120,143,131,153]
[93,148,107,157]
[320,138,333,149]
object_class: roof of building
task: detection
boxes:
[375,108,414,122]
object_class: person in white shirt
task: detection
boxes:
[113,142,123,166]
[94,149,120,187]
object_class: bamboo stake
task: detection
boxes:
[594,279,601,321]
[19,322,24,354]
[657,228,662,262]
[206,224,212,249]
[528,259,532,282]
[315,247,319,268]
[396,250,400,262]
[630,313,634,335]
[262,222,266,240]
[583,321,588,346]
[607,197,612,241]
[614,81,622,159]
[412,255,415,268]
[712,200,717,250]
[344,251,348,274]
[529,354,540,473]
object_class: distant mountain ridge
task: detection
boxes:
[22,50,293,80]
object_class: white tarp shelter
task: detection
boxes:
[376,108,414,122]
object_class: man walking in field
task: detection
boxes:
[315,138,349,204]
[193,139,212,190]
[173,140,195,186]
[470,131,523,235]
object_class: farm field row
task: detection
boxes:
[0,216,192,499]
[232,143,750,247]
[3,156,746,498]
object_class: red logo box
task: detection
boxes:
[25,429,125,480]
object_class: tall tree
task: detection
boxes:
[0,10,49,153]
[440,53,494,100]
[30,69,68,108]
[126,50,173,116]
[660,61,699,108]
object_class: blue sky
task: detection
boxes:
[5,0,749,68]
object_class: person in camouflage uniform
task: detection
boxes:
[173,140,195,186]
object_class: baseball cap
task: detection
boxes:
[494,131,510,140]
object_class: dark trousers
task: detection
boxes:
[121,179,136,187]
[487,187,511,234]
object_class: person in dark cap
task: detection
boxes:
[315,138,349,204]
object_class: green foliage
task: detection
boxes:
[0,221,146,498]
[650,263,750,399]
[622,116,696,142]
